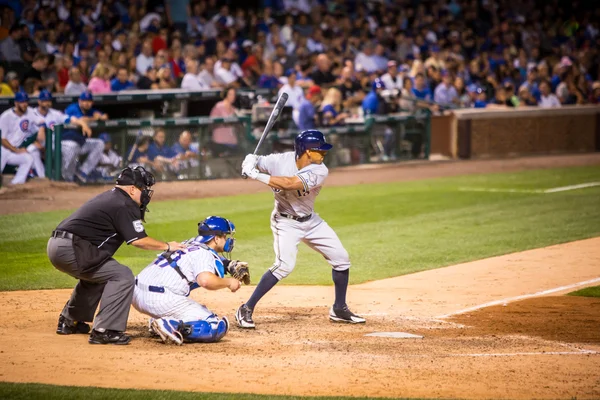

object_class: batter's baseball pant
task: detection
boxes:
[1,146,34,184]
[47,236,135,332]
[61,139,104,180]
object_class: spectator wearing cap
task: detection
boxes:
[62,91,107,182]
[362,78,386,116]
[519,67,541,102]
[310,54,336,87]
[434,71,458,106]
[136,40,155,76]
[215,49,244,79]
[95,133,122,179]
[412,73,433,102]
[181,58,207,91]
[65,67,88,96]
[6,71,22,94]
[215,57,240,87]
[111,67,135,92]
[538,80,561,108]
[297,85,322,131]
[87,64,112,94]
[137,67,160,90]
[278,69,304,126]
[380,60,404,91]
[473,88,488,108]
[241,44,264,84]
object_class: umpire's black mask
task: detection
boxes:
[116,166,156,221]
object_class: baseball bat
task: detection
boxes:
[126,131,144,165]
[242,92,288,179]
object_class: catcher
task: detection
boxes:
[132,216,250,345]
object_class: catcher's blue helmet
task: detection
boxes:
[294,130,333,158]
[197,216,236,253]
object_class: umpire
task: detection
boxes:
[47,166,185,345]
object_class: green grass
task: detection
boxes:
[1,165,599,291]
[0,382,431,400]
[568,285,600,298]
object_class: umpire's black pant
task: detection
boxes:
[47,237,135,332]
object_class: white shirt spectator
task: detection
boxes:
[355,52,378,73]
[434,82,459,105]
[283,0,313,14]
[215,67,238,85]
[215,60,243,79]
[181,72,208,90]
[380,73,404,91]
[198,69,217,88]
[278,82,304,126]
[307,38,325,53]
[136,53,154,76]
[539,94,561,108]
[65,81,88,96]
[140,13,162,32]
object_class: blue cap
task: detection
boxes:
[372,78,386,91]
[98,133,112,143]
[14,91,29,103]
[466,84,477,93]
[79,91,93,101]
[38,89,53,101]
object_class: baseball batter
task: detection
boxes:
[0,91,47,184]
[132,216,250,345]
[236,130,365,328]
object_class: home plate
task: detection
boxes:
[365,332,424,339]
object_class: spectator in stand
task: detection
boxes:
[590,82,600,104]
[278,69,304,126]
[241,44,264,84]
[111,67,135,92]
[380,61,403,91]
[518,86,537,106]
[372,44,389,73]
[65,67,88,96]
[148,128,178,173]
[5,71,21,94]
[209,86,239,155]
[137,67,159,90]
[171,130,199,171]
[473,88,488,108]
[94,133,122,180]
[320,87,348,127]
[0,66,14,96]
[538,80,561,108]
[136,39,154,76]
[57,56,72,92]
[434,71,458,107]
[454,77,471,108]
[504,81,520,107]
[181,58,206,90]
[355,42,378,74]
[157,65,177,89]
[127,135,153,166]
[258,60,280,89]
[87,64,112,94]
[297,85,322,131]
[310,53,336,87]
[399,77,417,112]
[412,73,433,102]
[519,67,541,102]
[21,54,48,86]
[338,66,365,110]
[362,78,386,116]
[0,25,23,62]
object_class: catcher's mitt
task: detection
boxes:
[227,260,251,285]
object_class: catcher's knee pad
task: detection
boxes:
[181,317,228,343]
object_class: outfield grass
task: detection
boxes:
[0,382,431,400]
[1,165,599,291]
[568,285,600,298]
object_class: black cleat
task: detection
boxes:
[88,329,131,345]
[329,305,366,324]
[56,315,91,335]
[235,304,256,329]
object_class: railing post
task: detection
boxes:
[53,124,63,181]
[45,127,53,179]
[424,109,432,159]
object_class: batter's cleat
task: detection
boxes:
[329,305,366,324]
[56,315,91,335]
[88,329,131,345]
[151,318,184,345]
[235,304,255,329]
[148,318,160,337]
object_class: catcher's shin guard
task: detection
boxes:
[180,317,229,343]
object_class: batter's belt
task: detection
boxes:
[279,212,312,222]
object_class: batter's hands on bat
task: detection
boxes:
[241,154,258,171]
[241,165,259,180]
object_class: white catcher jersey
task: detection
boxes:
[136,238,225,296]
[33,107,70,130]
[0,108,44,148]
[257,151,328,217]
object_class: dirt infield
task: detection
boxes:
[1,154,600,399]
[1,153,600,215]
[0,238,599,399]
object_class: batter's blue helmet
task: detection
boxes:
[38,89,53,101]
[197,216,236,252]
[372,78,385,91]
[294,130,333,158]
[14,91,29,103]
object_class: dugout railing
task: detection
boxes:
[38,112,431,185]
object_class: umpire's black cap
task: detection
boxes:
[116,166,155,189]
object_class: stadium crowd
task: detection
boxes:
[0,0,597,112]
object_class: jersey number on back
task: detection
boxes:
[297,190,309,197]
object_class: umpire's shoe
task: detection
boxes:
[235,304,255,329]
[56,315,91,335]
[88,329,131,345]
[329,305,366,324]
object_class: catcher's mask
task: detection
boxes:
[116,166,155,221]
[197,216,236,254]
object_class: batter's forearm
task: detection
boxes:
[266,176,304,191]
